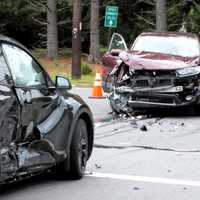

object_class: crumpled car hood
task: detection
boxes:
[119,51,200,71]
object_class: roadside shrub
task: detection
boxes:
[81,63,92,75]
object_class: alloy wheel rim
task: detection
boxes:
[79,128,88,172]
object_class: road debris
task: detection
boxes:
[146,118,162,126]
[140,125,148,132]
[133,187,140,190]
[130,121,138,128]
[95,163,102,169]
[181,123,185,126]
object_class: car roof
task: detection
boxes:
[139,32,198,39]
[0,34,30,53]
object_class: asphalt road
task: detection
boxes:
[1,87,200,200]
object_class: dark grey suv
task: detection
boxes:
[0,35,94,184]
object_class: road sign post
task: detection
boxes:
[104,6,119,28]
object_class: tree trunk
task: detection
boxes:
[156,0,167,31]
[89,0,100,63]
[47,0,58,59]
[72,0,81,79]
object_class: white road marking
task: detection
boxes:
[86,172,200,187]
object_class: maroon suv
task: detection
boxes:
[102,32,200,113]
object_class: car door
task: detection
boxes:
[102,33,128,92]
[108,33,128,53]
[102,33,128,69]
[2,43,71,170]
[0,44,20,178]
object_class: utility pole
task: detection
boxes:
[89,0,100,63]
[72,0,81,79]
[156,0,167,32]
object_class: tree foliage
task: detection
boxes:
[0,0,200,52]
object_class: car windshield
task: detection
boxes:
[132,35,200,57]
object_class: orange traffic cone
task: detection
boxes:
[89,73,106,99]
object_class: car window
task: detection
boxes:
[2,44,46,87]
[0,46,12,85]
[109,33,127,52]
[132,36,200,57]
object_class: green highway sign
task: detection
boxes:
[104,6,119,28]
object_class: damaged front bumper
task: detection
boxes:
[114,84,200,109]
[107,64,200,112]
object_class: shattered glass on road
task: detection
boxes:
[94,112,200,152]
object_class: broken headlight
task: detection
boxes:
[176,66,200,77]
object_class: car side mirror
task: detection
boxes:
[110,49,122,56]
[55,76,72,90]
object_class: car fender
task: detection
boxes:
[62,94,94,169]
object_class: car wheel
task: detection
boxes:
[109,92,120,114]
[69,119,88,179]
[110,100,120,114]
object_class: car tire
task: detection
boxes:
[57,119,88,180]
[68,119,88,179]
[109,92,121,114]
[110,100,120,115]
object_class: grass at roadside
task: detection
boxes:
[40,58,96,87]
[33,48,102,87]
[70,75,95,86]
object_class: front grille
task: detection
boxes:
[131,71,176,88]
[133,96,175,104]
[159,79,172,85]
[135,80,149,87]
